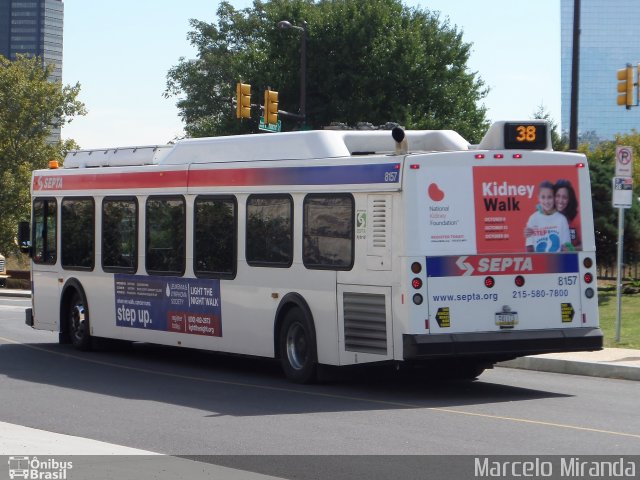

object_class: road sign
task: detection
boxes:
[612,176,633,208]
[615,146,633,177]
[259,117,281,133]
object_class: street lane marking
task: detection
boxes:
[1,335,639,441]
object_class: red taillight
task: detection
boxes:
[494,153,504,159]
[514,275,525,287]
[513,153,523,159]
[576,162,585,168]
[475,154,485,159]
[484,276,495,288]
[584,272,593,284]
[412,278,423,289]
[410,164,420,169]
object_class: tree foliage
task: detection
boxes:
[165,0,489,141]
[583,136,640,268]
[532,105,567,151]
[0,55,86,254]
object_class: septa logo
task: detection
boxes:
[428,183,445,201]
[35,176,63,190]
[456,255,534,275]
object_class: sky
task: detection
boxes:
[61,1,561,149]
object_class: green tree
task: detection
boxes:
[165,0,489,141]
[0,55,86,254]
[532,105,567,151]
[585,138,640,269]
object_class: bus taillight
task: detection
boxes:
[584,272,593,284]
[484,276,495,288]
[411,262,422,274]
[514,275,525,287]
[412,278,423,289]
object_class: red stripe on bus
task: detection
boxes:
[33,171,188,191]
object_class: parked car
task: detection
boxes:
[0,253,9,288]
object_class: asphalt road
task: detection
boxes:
[1,297,639,479]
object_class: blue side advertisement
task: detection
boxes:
[114,274,222,337]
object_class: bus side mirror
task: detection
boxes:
[17,221,31,256]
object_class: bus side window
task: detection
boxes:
[246,195,293,267]
[61,197,95,271]
[194,195,237,279]
[102,197,138,273]
[146,196,186,276]
[303,194,354,270]
[33,198,57,265]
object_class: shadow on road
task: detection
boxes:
[0,340,570,418]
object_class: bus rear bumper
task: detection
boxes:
[403,327,603,361]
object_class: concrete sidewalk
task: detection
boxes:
[498,347,640,381]
[2,288,639,381]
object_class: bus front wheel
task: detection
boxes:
[279,308,317,384]
[67,290,91,350]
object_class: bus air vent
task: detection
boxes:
[343,292,388,355]
[371,198,388,248]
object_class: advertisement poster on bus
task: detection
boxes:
[421,166,477,254]
[114,274,222,337]
[472,166,582,254]
[422,165,581,255]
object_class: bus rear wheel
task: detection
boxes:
[67,290,91,350]
[279,309,317,384]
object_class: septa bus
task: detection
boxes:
[19,121,602,382]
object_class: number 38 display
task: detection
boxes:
[503,122,548,150]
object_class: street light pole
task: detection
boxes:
[278,20,307,128]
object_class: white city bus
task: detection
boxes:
[20,121,602,382]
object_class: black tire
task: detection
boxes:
[67,289,92,350]
[448,360,487,380]
[279,308,318,384]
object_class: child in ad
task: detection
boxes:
[525,180,571,252]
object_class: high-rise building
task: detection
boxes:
[0,0,64,82]
[561,0,640,142]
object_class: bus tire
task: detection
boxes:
[279,308,318,384]
[67,289,92,351]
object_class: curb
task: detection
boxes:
[499,357,640,381]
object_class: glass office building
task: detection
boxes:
[561,0,640,142]
[0,0,64,82]
[1,0,64,140]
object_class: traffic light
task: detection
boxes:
[617,64,634,108]
[264,89,279,125]
[236,83,251,119]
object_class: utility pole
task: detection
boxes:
[569,0,581,151]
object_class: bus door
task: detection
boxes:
[30,197,60,330]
